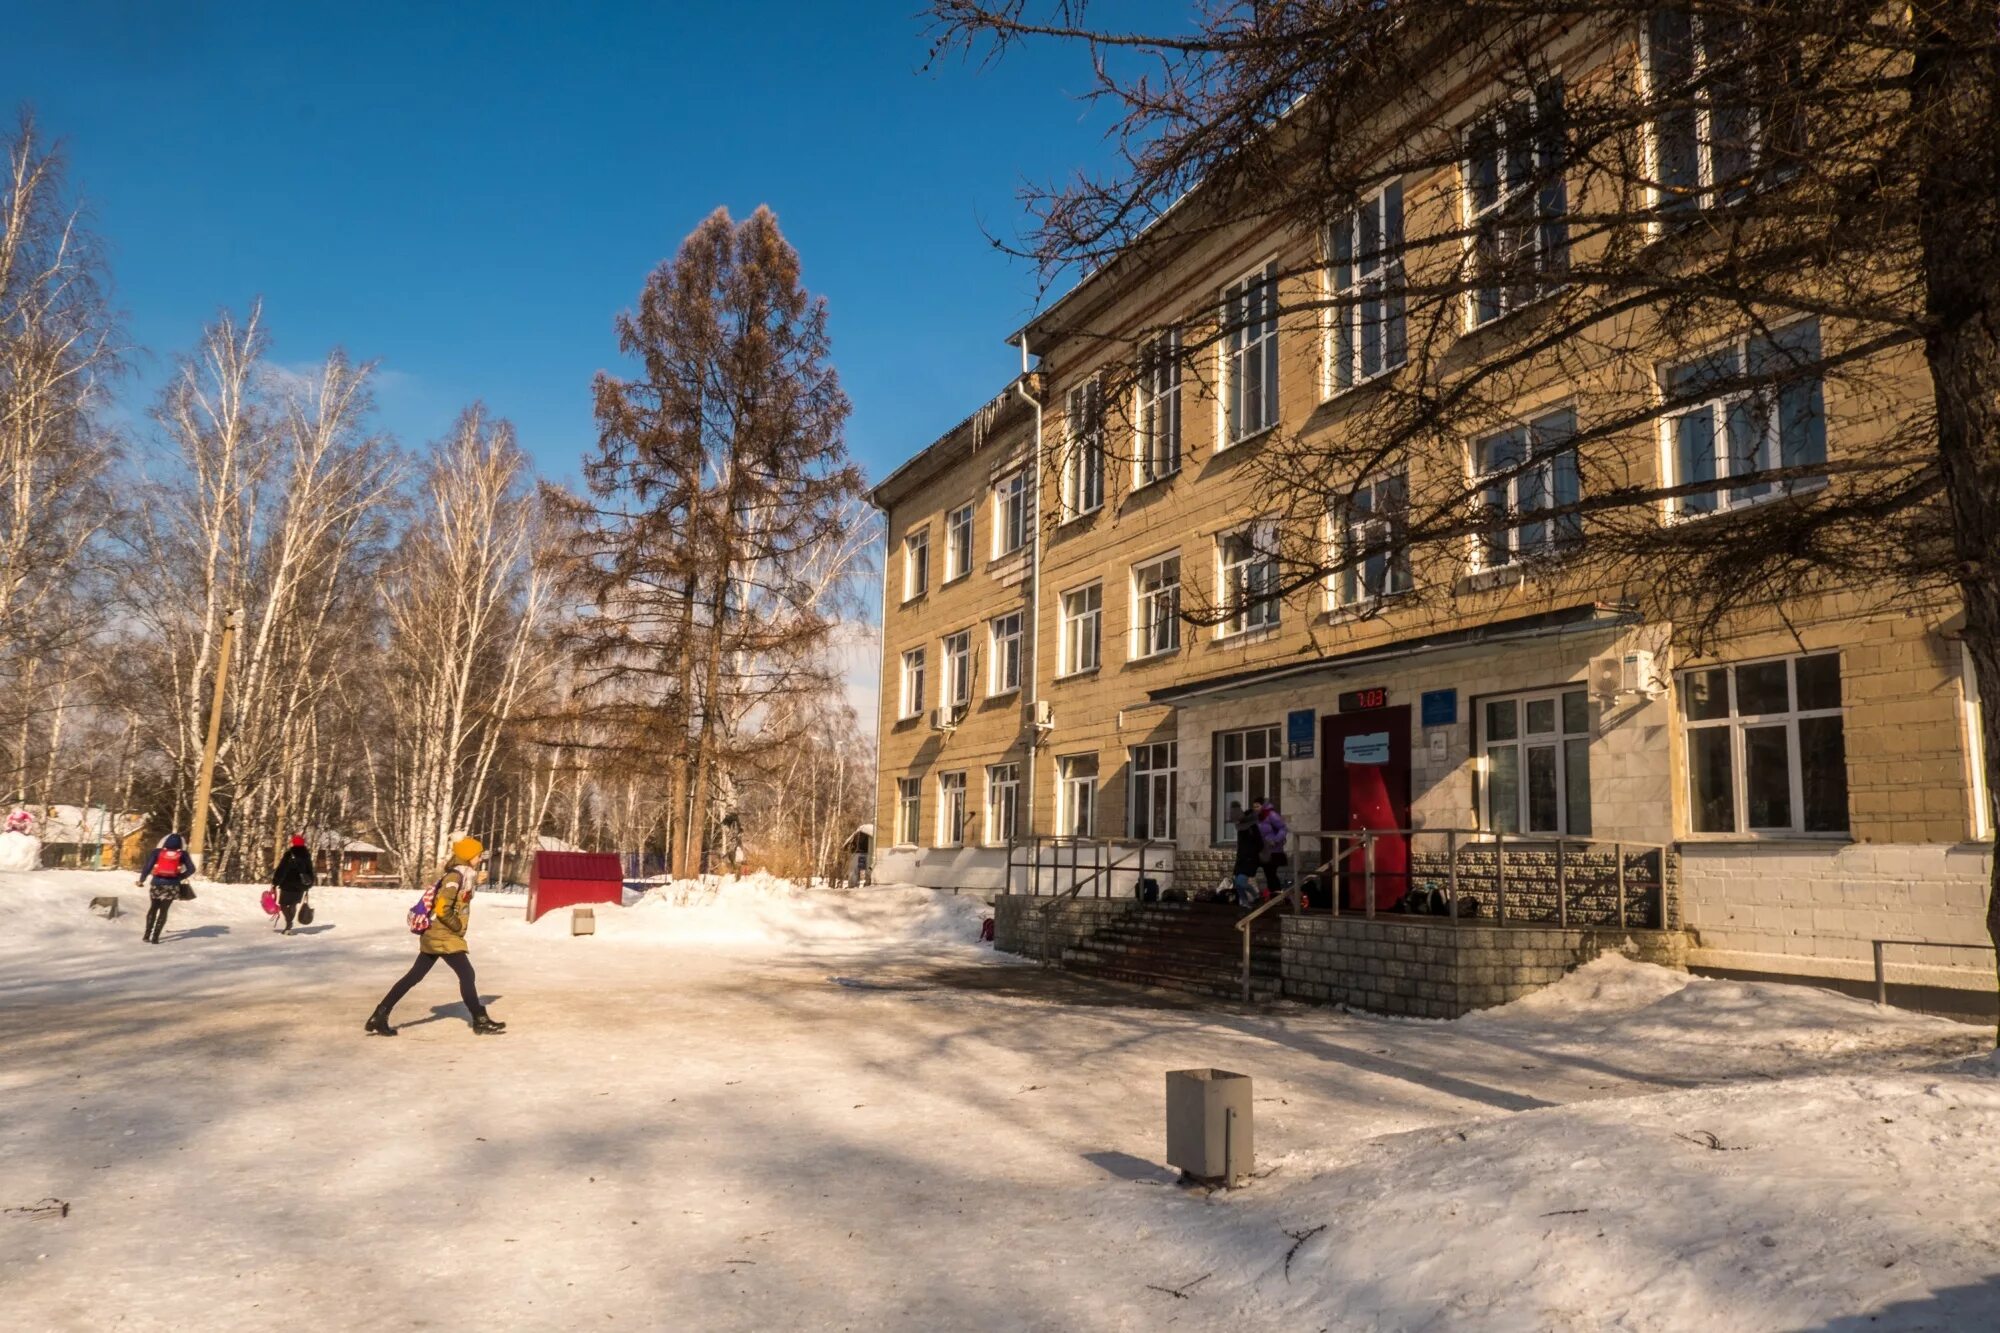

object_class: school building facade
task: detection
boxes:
[868,14,1995,1005]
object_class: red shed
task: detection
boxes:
[528,851,624,924]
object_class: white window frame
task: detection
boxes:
[898,647,926,719]
[1480,687,1593,836]
[1061,377,1105,520]
[1326,180,1407,394]
[894,777,921,847]
[1962,646,1992,841]
[1128,741,1178,842]
[942,629,972,709]
[1327,472,1412,610]
[1060,582,1102,676]
[1660,321,1827,519]
[1131,553,1182,660]
[993,469,1030,558]
[988,611,1023,695]
[1057,754,1099,838]
[943,502,974,582]
[1641,7,1794,218]
[1135,329,1182,485]
[1214,724,1282,844]
[936,771,968,848]
[1220,261,1280,446]
[1462,78,1568,329]
[1474,406,1582,570]
[1680,652,1849,838]
[985,762,1021,846]
[902,528,929,601]
[1218,522,1279,637]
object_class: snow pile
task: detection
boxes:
[521,871,990,951]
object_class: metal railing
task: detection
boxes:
[1230,828,1674,1003]
[1005,837,1171,966]
[1871,938,1998,1006]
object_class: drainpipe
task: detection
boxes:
[870,510,888,884]
[1011,338,1045,849]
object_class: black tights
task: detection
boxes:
[377,951,481,1017]
[280,901,298,929]
[144,899,172,941]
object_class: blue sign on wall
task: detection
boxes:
[1420,688,1458,728]
[1287,708,1316,758]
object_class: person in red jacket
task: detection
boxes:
[138,833,197,944]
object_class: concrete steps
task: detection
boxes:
[1056,902,1284,1004]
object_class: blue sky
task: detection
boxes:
[13,1,1121,487]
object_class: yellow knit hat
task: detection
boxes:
[450,835,484,865]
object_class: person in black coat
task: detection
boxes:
[270,835,317,935]
[139,833,197,944]
[1229,801,1263,908]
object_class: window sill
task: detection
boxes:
[987,686,1020,701]
[1055,667,1101,683]
[1459,563,1527,595]
[900,592,928,607]
[1324,589,1412,623]
[896,712,925,725]
[1668,480,1829,525]
[941,572,971,588]
[1215,624,1280,647]
[1128,646,1182,665]
[1056,507,1103,530]
[1131,468,1182,495]
[1323,361,1406,404]
[1679,833,1853,847]
[1463,282,1568,337]
[989,544,1029,564]
[1218,423,1278,453]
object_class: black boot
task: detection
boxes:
[470,1008,506,1035]
[364,1008,397,1036]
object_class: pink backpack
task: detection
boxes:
[259,889,279,917]
[407,874,448,933]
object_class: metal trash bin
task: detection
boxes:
[1165,1067,1253,1186]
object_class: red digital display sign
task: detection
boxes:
[1338,687,1389,712]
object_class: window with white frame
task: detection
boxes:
[1062,377,1105,518]
[1060,583,1102,675]
[1222,263,1280,444]
[1129,741,1178,841]
[898,647,926,719]
[994,469,1031,557]
[1132,554,1181,659]
[1482,688,1592,835]
[985,762,1021,845]
[1464,79,1568,328]
[1219,525,1279,635]
[1057,754,1098,837]
[1681,653,1847,836]
[1328,181,1407,392]
[1964,647,1993,840]
[1215,725,1282,843]
[944,503,974,582]
[1646,6,1805,216]
[989,611,1023,694]
[937,771,968,847]
[1136,330,1182,483]
[1475,407,1581,569]
[902,528,929,600]
[895,777,921,846]
[1329,472,1411,608]
[1663,321,1826,517]
[942,629,972,708]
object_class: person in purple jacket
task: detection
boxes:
[1255,802,1290,899]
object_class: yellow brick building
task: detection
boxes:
[870,14,1994,1004]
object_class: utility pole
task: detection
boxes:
[189,608,243,862]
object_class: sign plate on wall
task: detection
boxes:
[1338,687,1389,713]
[1343,731,1391,765]
[1286,708,1315,758]
[1420,688,1458,728]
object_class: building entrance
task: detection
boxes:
[1319,706,1412,910]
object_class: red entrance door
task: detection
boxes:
[1319,706,1413,910]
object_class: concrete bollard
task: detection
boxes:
[1165,1067,1253,1187]
[571,905,595,936]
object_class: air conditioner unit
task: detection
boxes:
[1589,650,1661,702]
[1032,699,1055,730]
[930,705,958,733]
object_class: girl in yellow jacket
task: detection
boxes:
[365,836,506,1036]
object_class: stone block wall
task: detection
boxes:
[1402,845,1681,930]
[1280,915,1690,1018]
[993,893,1141,961]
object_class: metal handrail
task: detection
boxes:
[1234,876,1309,1002]
[1871,937,1998,1006]
[1017,838,1169,966]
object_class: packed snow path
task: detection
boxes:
[3,871,1998,1331]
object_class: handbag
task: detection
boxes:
[176,884,196,902]
[298,901,316,926]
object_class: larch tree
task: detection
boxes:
[926,2,2000,1004]
[551,205,865,878]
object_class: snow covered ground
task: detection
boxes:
[3,868,1997,1331]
